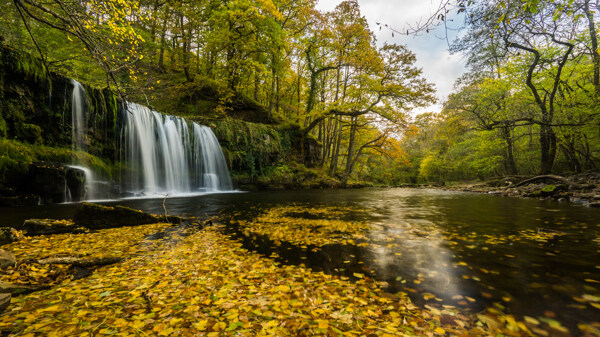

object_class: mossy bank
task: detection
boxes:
[0,44,332,205]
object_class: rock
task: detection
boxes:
[19,163,88,204]
[66,168,86,201]
[0,250,16,269]
[73,202,183,230]
[0,194,39,207]
[19,219,83,236]
[588,202,600,208]
[0,227,20,245]
[0,293,10,312]
[36,256,124,267]
[0,281,37,295]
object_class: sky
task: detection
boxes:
[315,0,467,113]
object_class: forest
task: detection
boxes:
[2,0,596,188]
[0,0,598,187]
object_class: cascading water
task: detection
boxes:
[70,80,98,200]
[192,124,233,191]
[122,103,232,196]
[71,80,87,152]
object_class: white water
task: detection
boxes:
[70,80,98,200]
[71,79,87,152]
[122,103,232,196]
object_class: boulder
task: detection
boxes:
[0,281,37,295]
[0,250,16,269]
[20,163,87,204]
[0,227,20,245]
[20,219,83,236]
[73,202,182,229]
[0,293,10,312]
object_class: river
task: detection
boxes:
[2,188,599,334]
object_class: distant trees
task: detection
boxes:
[393,0,600,182]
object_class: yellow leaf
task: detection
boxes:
[158,327,174,336]
[213,321,227,331]
[434,327,446,334]
[193,320,208,331]
[41,305,59,312]
[317,320,329,329]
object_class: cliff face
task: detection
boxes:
[0,44,126,204]
[0,43,123,161]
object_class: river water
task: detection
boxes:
[2,188,600,334]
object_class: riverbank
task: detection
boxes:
[439,172,600,206]
[0,214,526,336]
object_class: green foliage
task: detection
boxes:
[212,118,287,176]
[0,116,7,138]
[0,139,111,184]
[256,163,340,189]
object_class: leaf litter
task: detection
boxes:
[0,204,598,336]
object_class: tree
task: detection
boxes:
[9,0,146,90]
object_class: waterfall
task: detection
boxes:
[192,124,233,191]
[71,79,87,152]
[70,80,97,200]
[122,102,232,196]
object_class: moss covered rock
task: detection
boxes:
[0,228,19,246]
[19,219,83,236]
[73,202,182,229]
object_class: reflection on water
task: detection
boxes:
[2,188,600,334]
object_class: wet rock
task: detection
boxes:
[65,168,86,201]
[0,293,10,312]
[19,163,87,204]
[0,281,37,295]
[0,250,16,269]
[0,194,39,207]
[0,227,20,245]
[73,202,183,229]
[19,219,83,236]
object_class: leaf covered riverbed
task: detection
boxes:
[0,203,598,336]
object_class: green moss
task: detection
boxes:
[211,118,287,175]
[0,139,111,185]
[541,184,556,193]
[22,123,42,144]
[0,117,6,138]
[11,49,48,83]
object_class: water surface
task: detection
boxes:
[2,188,599,334]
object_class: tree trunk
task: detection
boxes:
[343,117,358,180]
[157,7,170,70]
[330,117,343,176]
[501,126,517,175]
[181,15,192,82]
[584,0,600,97]
[540,124,557,174]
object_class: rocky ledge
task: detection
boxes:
[444,172,600,206]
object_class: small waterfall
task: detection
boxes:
[193,124,233,191]
[71,80,87,152]
[70,80,97,200]
[123,103,232,195]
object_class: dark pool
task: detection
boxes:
[2,188,599,334]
